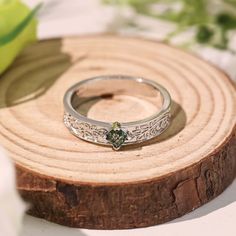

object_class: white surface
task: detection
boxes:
[0,147,26,236]
[20,0,236,235]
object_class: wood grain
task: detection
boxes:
[0,35,235,229]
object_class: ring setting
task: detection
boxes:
[106,122,128,150]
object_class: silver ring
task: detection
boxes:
[63,75,171,150]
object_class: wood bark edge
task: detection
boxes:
[17,127,236,229]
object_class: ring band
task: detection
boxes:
[63,75,171,150]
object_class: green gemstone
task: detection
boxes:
[106,122,127,150]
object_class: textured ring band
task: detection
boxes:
[63,75,171,150]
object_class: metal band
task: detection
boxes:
[63,75,171,150]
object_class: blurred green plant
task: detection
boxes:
[0,0,41,74]
[103,0,236,51]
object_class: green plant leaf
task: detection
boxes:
[103,0,236,51]
[196,25,214,43]
[0,1,41,74]
[0,3,41,46]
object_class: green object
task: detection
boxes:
[196,25,214,43]
[216,13,236,30]
[0,0,40,74]
[106,122,128,150]
[103,0,236,51]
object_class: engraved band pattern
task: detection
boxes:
[64,111,171,145]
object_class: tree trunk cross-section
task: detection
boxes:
[0,35,235,229]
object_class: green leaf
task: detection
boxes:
[0,3,41,46]
[0,1,41,74]
[216,13,236,30]
[103,0,236,50]
[196,25,214,43]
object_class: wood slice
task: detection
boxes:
[0,35,235,229]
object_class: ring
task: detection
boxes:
[63,75,171,150]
